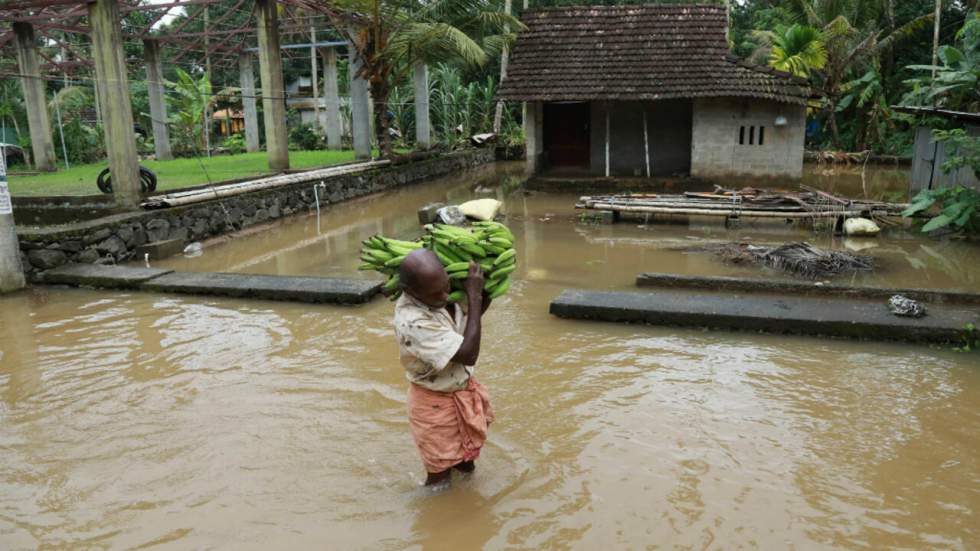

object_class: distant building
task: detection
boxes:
[893,106,980,192]
[497,4,813,180]
[212,109,244,137]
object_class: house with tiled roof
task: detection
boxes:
[497,4,813,180]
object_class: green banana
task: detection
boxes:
[488,277,510,299]
[448,290,466,303]
[384,255,406,268]
[493,248,516,266]
[444,262,471,273]
[489,264,516,280]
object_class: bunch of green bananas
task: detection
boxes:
[357,221,517,302]
[357,235,424,299]
[421,221,516,302]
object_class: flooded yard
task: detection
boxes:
[1,162,978,549]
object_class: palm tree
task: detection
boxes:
[791,0,936,149]
[752,23,827,77]
[322,0,522,158]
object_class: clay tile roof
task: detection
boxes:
[497,4,811,105]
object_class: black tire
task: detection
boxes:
[96,167,113,194]
[95,166,158,194]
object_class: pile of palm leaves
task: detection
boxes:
[711,242,874,279]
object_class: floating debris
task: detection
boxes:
[703,242,874,279]
[889,295,927,318]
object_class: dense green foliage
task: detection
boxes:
[2,0,976,167]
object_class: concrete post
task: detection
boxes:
[256,0,289,170]
[349,50,372,160]
[88,0,141,209]
[239,53,260,153]
[524,101,543,176]
[413,63,431,149]
[323,48,342,149]
[0,155,26,293]
[12,22,56,172]
[143,39,172,161]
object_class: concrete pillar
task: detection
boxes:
[88,0,141,209]
[143,39,172,161]
[0,156,25,293]
[524,101,543,176]
[349,50,372,160]
[255,0,289,170]
[323,48,342,150]
[413,63,431,149]
[12,22,56,172]
[239,53,260,153]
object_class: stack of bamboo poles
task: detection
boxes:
[576,186,909,221]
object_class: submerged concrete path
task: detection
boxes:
[42,264,382,305]
[550,289,979,343]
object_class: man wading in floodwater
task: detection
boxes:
[394,249,494,486]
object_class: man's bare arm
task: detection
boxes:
[451,263,484,366]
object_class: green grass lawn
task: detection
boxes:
[7,150,366,196]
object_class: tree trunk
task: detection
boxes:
[825,100,843,151]
[370,79,392,158]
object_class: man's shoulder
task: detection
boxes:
[394,295,433,324]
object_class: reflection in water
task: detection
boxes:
[1,162,978,549]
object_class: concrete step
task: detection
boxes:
[40,264,383,305]
[636,272,980,305]
[43,264,174,289]
[550,289,979,343]
[140,271,382,305]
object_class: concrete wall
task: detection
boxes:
[15,149,495,278]
[690,98,806,180]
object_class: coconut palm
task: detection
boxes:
[322,0,523,158]
[790,0,936,148]
[752,23,827,77]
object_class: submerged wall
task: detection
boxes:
[16,149,494,278]
[690,98,806,180]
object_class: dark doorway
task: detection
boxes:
[646,99,692,176]
[544,102,590,169]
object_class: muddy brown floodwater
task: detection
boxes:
[1,163,978,549]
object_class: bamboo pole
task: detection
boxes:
[581,202,891,219]
[142,160,390,208]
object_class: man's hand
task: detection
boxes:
[464,262,484,300]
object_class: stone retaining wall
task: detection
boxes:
[17,148,495,279]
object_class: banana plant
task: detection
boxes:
[167,68,238,155]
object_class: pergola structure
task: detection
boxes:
[0,0,434,209]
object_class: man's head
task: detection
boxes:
[399,249,450,309]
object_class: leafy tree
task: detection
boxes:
[902,13,980,112]
[324,0,523,158]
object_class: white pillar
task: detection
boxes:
[239,53,260,153]
[0,155,26,293]
[524,101,543,176]
[13,22,56,172]
[413,63,431,149]
[349,49,372,160]
[323,48,342,149]
[88,0,141,209]
[143,39,172,160]
[256,0,289,170]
